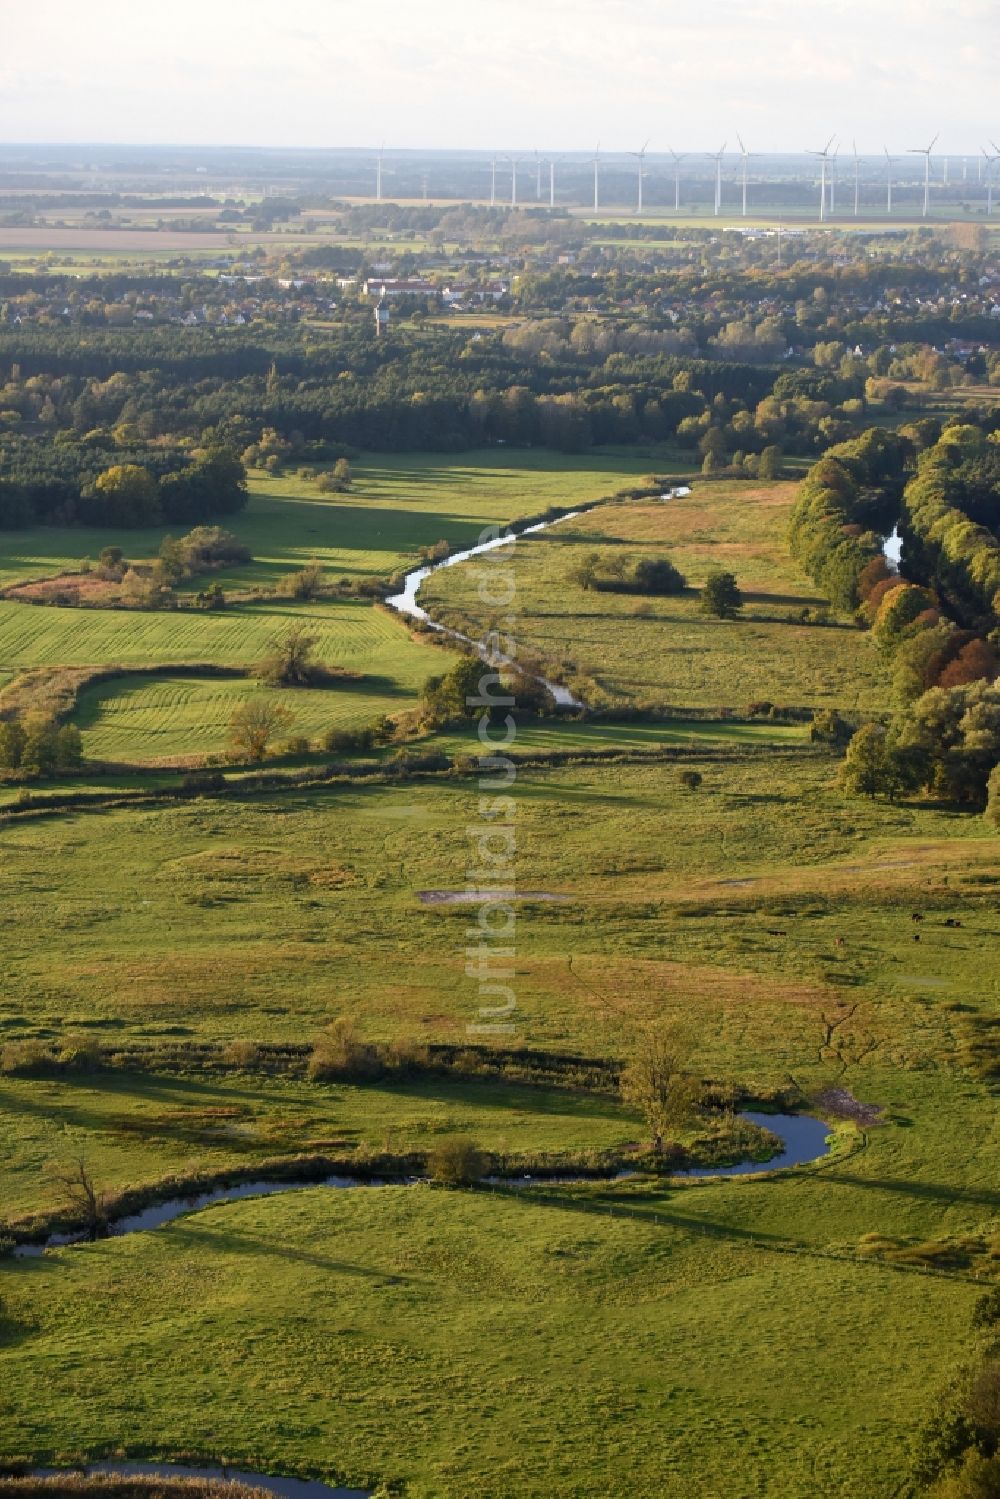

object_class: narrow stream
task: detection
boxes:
[12,1114,831,1258]
[883,525,903,572]
[384,511,583,706]
[32,1463,368,1499]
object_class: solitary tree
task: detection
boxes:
[569,552,603,591]
[700,570,743,619]
[259,623,322,686]
[620,1024,703,1153]
[227,698,295,762]
[45,1155,110,1239]
[280,561,325,601]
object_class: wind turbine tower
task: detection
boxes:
[829,144,840,215]
[490,154,498,208]
[547,155,562,209]
[908,133,939,218]
[808,137,836,223]
[666,146,687,212]
[736,134,753,218]
[506,156,523,208]
[630,140,650,214]
[375,142,385,202]
[852,140,861,217]
[592,143,601,213]
[985,144,1000,216]
[709,142,727,216]
[884,147,896,214]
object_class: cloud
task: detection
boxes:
[0,0,993,151]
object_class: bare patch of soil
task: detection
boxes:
[417,889,570,905]
[813,1086,884,1125]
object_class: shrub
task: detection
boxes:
[677,770,703,791]
[259,624,324,686]
[632,557,686,595]
[427,1136,487,1186]
[280,736,311,757]
[0,1040,53,1075]
[222,1039,261,1068]
[307,1018,381,1081]
[322,725,376,755]
[278,561,324,600]
[56,1033,101,1068]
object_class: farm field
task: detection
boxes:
[0,451,679,760]
[422,478,892,711]
[73,672,401,761]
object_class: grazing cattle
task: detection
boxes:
[944,918,963,929]
[835,937,846,947]
[913,933,921,943]
[911,913,924,923]
[766,929,787,938]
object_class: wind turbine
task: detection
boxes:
[884,146,896,214]
[852,140,861,217]
[375,141,385,202]
[908,133,939,218]
[709,142,727,216]
[666,145,687,212]
[736,133,754,218]
[630,139,650,214]
[984,144,1000,216]
[489,154,498,208]
[546,155,563,210]
[808,136,836,222]
[591,142,601,213]
[505,155,524,208]
[534,148,543,200]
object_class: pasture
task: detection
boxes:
[0,451,671,760]
[0,449,672,592]
[0,1143,988,1498]
[421,478,892,711]
[0,751,995,1054]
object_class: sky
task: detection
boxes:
[1,0,996,156]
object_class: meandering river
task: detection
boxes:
[13,1113,832,1259]
[384,511,583,706]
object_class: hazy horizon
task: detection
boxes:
[2,0,996,157]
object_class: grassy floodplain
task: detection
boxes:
[1,450,998,1498]
[0,743,998,1495]
[423,478,892,711]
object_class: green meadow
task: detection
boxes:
[423,478,892,711]
[1,455,998,1499]
[0,1175,984,1499]
[0,450,677,762]
[0,449,676,591]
